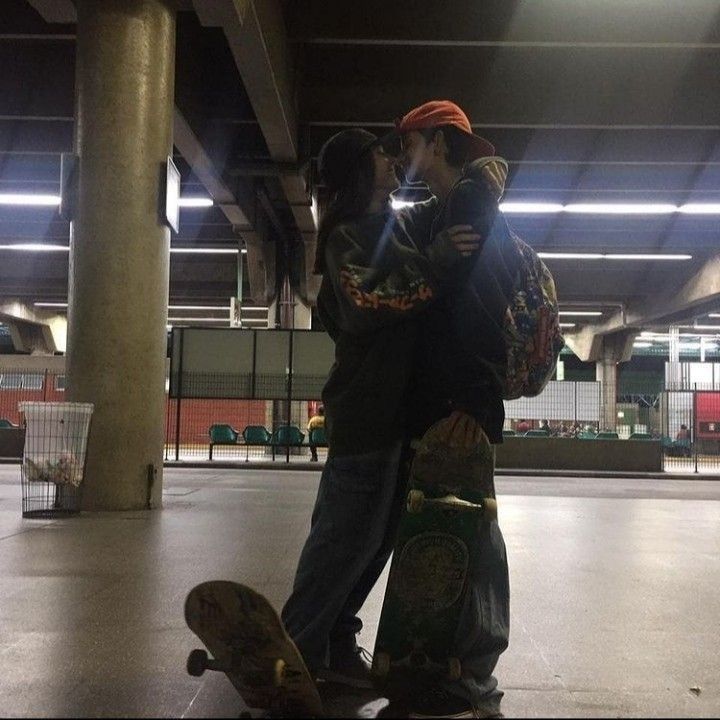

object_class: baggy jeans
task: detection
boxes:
[281,442,408,673]
[442,517,510,711]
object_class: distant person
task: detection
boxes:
[307,406,325,462]
[676,424,690,440]
[539,419,550,434]
[516,419,530,433]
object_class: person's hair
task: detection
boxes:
[420,125,472,169]
[680,423,687,429]
[314,152,376,274]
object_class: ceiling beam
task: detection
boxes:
[564,251,720,357]
[25,0,77,24]
[193,0,320,304]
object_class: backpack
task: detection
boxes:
[499,231,564,399]
[445,158,564,400]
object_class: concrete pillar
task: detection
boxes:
[596,358,618,432]
[66,0,175,510]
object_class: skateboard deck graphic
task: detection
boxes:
[372,412,497,694]
[185,581,323,717]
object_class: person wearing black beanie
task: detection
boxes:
[280,128,482,689]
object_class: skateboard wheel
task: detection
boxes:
[187,649,209,677]
[407,489,425,514]
[273,658,286,687]
[372,651,391,678]
[483,498,498,521]
[446,657,462,681]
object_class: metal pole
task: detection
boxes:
[175,328,184,462]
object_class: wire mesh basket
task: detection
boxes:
[19,402,94,519]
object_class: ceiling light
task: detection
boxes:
[170,248,239,255]
[564,203,676,215]
[693,324,720,330]
[178,197,214,208]
[633,342,653,348]
[500,202,564,214]
[0,243,68,252]
[605,254,692,260]
[538,252,691,261]
[558,311,602,316]
[34,302,68,308]
[538,253,603,260]
[678,204,720,215]
[0,194,61,206]
[559,323,576,328]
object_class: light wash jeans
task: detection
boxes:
[281,443,407,673]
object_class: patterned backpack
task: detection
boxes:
[456,158,564,400]
[500,232,564,399]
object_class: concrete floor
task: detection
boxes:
[0,466,718,718]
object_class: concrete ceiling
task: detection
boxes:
[1,0,719,347]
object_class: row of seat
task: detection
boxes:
[503,429,693,455]
[208,423,327,461]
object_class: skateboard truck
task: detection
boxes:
[406,489,497,520]
[187,649,288,688]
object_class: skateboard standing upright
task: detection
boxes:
[372,412,497,696]
[185,580,323,717]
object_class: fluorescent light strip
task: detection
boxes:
[170,248,242,254]
[501,202,720,215]
[0,245,243,255]
[558,311,602,316]
[4,194,720,216]
[499,202,564,213]
[0,194,61,206]
[34,302,68,308]
[0,243,68,252]
[0,194,213,207]
[565,203,676,215]
[633,342,653,348]
[538,252,691,260]
[559,323,576,328]
[177,197,213,208]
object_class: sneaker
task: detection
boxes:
[408,688,504,719]
[316,645,374,689]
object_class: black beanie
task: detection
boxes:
[317,129,379,194]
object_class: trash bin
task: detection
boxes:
[19,402,94,519]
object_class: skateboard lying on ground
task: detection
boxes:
[372,411,497,695]
[185,580,324,718]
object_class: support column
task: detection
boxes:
[596,357,618,432]
[67,0,176,510]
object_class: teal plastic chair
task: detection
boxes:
[672,437,692,457]
[524,429,550,437]
[502,429,516,437]
[577,431,597,440]
[596,431,619,440]
[208,423,239,460]
[271,425,305,459]
[241,425,272,462]
[628,432,653,440]
[0,418,15,428]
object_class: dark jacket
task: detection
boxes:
[319,202,462,456]
[408,160,516,443]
